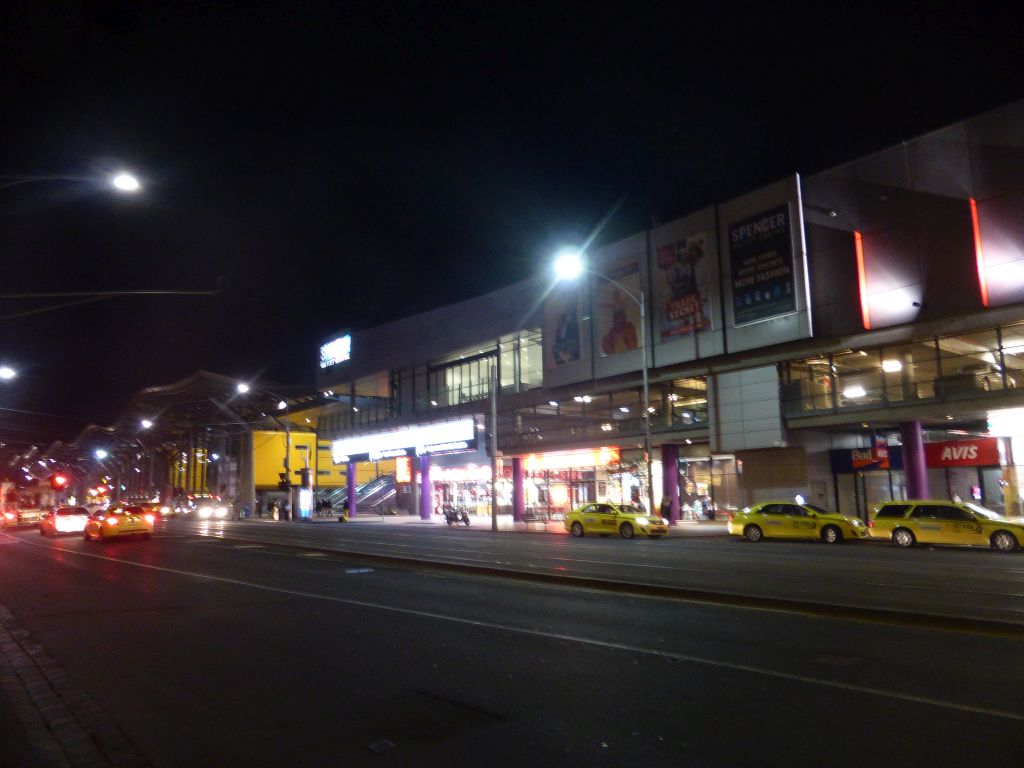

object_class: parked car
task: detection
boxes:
[933,363,1015,398]
[39,506,91,536]
[565,502,668,539]
[869,500,1022,551]
[727,501,868,543]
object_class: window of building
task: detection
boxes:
[936,329,1006,398]
[832,349,883,407]
[880,340,939,403]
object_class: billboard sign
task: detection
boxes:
[728,205,796,325]
[594,261,641,356]
[654,234,711,340]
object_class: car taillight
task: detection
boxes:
[868,520,874,528]
[144,514,156,524]
[3,512,14,520]
[105,517,119,526]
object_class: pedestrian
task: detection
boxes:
[659,495,672,521]
[339,498,349,523]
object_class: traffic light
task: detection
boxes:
[50,473,69,491]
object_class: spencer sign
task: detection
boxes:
[332,418,477,464]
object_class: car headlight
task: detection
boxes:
[198,506,212,519]
[635,516,649,525]
[214,506,227,518]
[160,506,171,514]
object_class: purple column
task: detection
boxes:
[900,421,928,500]
[512,457,525,523]
[419,454,432,520]
[660,443,681,524]
[347,462,357,518]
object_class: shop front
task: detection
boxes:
[831,436,1007,519]
[517,447,637,521]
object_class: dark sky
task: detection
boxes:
[1,1,1023,446]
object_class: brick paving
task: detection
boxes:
[0,602,150,768]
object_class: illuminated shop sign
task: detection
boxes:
[332,418,477,464]
[830,438,1002,473]
[395,457,412,483]
[319,334,352,369]
[523,447,620,471]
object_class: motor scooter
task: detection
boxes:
[442,504,470,526]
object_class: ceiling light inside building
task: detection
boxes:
[843,385,867,399]
[881,359,902,373]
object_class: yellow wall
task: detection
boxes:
[253,430,394,489]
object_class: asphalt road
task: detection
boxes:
[1,523,1023,767]
[170,516,1024,624]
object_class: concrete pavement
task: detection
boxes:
[239,511,730,536]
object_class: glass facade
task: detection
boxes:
[783,322,1024,416]
[498,377,707,453]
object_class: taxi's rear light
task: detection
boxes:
[3,512,14,520]
[144,514,156,524]
[867,520,874,528]
[105,517,119,526]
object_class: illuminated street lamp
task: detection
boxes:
[140,419,153,429]
[94,449,108,460]
[110,172,141,193]
[0,366,15,380]
[553,248,656,518]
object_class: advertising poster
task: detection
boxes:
[728,205,796,325]
[545,284,582,367]
[594,261,641,356]
[654,234,710,341]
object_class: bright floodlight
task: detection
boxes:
[111,172,141,192]
[94,449,108,460]
[236,382,250,394]
[277,400,287,410]
[0,366,15,380]
[553,248,585,280]
[140,419,153,429]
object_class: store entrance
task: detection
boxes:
[677,455,739,519]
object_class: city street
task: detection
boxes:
[1,522,1023,767]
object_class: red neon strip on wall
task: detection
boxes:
[854,230,870,330]
[969,197,989,307]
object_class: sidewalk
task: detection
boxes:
[239,513,729,537]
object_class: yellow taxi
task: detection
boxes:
[727,501,868,543]
[83,505,155,542]
[869,500,1022,551]
[565,502,669,539]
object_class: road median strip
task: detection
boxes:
[192,529,1024,640]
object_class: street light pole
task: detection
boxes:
[554,249,656,517]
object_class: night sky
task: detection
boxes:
[1,1,1022,447]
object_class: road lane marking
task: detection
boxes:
[7,532,1024,724]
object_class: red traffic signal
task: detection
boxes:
[50,473,69,491]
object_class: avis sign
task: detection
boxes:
[924,438,999,467]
